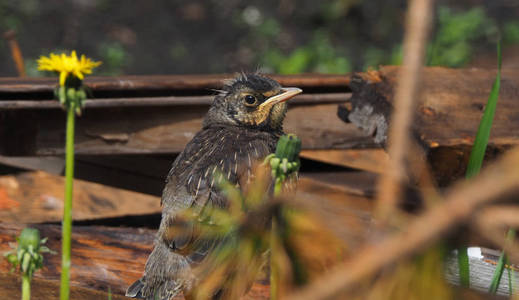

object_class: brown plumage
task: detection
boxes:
[126,73,301,300]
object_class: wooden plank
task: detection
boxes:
[346,66,519,147]
[300,149,389,174]
[342,66,519,184]
[0,170,375,225]
[0,74,350,94]
[0,172,373,299]
[0,171,161,223]
[0,93,351,110]
[0,103,374,156]
[344,66,519,148]
[296,176,373,249]
[0,223,156,299]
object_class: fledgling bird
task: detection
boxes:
[126,73,302,300]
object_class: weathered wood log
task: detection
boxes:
[300,149,388,174]
[0,171,161,223]
[0,74,371,156]
[0,74,350,94]
[0,223,273,300]
[0,170,375,231]
[341,66,519,184]
[0,102,373,156]
[0,172,374,299]
[0,223,269,300]
[0,93,350,110]
[0,223,157,299]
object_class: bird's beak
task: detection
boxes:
[259,87,302,109]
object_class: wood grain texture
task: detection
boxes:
[345,66,519,148]
[0,93,351,110]
[300,149,389,174]
[0,171,374,299]
[343,66,519,184]
[0,74,350,94]
[0,171,161,223]
[0,171,375,227]
[0,103,374,156]
[0,223,273,300]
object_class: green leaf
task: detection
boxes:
[489,229,516,294]
[459,41,502,289]
[465,42,502,178]
[457,247,470,287]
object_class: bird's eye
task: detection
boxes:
[244,95,257,106]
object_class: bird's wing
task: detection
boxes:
[158,127,276,262]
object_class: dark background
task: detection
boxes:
[1,0,518,77]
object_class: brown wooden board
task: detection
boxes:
[0,172,374,299]
[0,102,374,156]
[0,74,350,95]
[0,223,268,300]
[0,171,161,224]
[0,171,375,229]
[342,66,519,184]
[300,149,389,174]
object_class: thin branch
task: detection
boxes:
[376,0,434,219]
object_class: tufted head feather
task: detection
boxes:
[203,73,302,132]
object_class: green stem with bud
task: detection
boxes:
[60,102,75,300]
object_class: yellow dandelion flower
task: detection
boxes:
[37,51,102,86]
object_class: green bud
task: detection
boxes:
[270,157,280,169]
[19,228,40,250]
[75,104,82,116]
[262,154,276,166]
[17,249,25,263]
[5,253,18,266]
[66,87,76,102]
[281,158,288,173]
[275,134,302,162]
[58,86,66,104]
[76,89,87,101]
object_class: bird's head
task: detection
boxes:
[203,73,302,132]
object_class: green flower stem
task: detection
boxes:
[22,274,30,300]
[274,180,282,197]
[270,181,282,300]
[60,103,75,300]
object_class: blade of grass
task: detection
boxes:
[489,229,516,294]
[507,256,512,295]
[465,42,502,179]
[459,41,502,288]
[457,249,470,287]
[510,258,517,295]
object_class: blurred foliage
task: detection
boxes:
[261,31,352,74]
[258,4,514,73]
[503,21,519,45]
[2,1,519,76]
[427,7,497,67]
[176,154,344,298]
[97,42,130,76]
[351,246,452,300]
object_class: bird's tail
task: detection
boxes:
[126,242,193,300]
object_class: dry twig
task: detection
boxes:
[375,0,434,218]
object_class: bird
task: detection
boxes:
[126,73,302,300]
